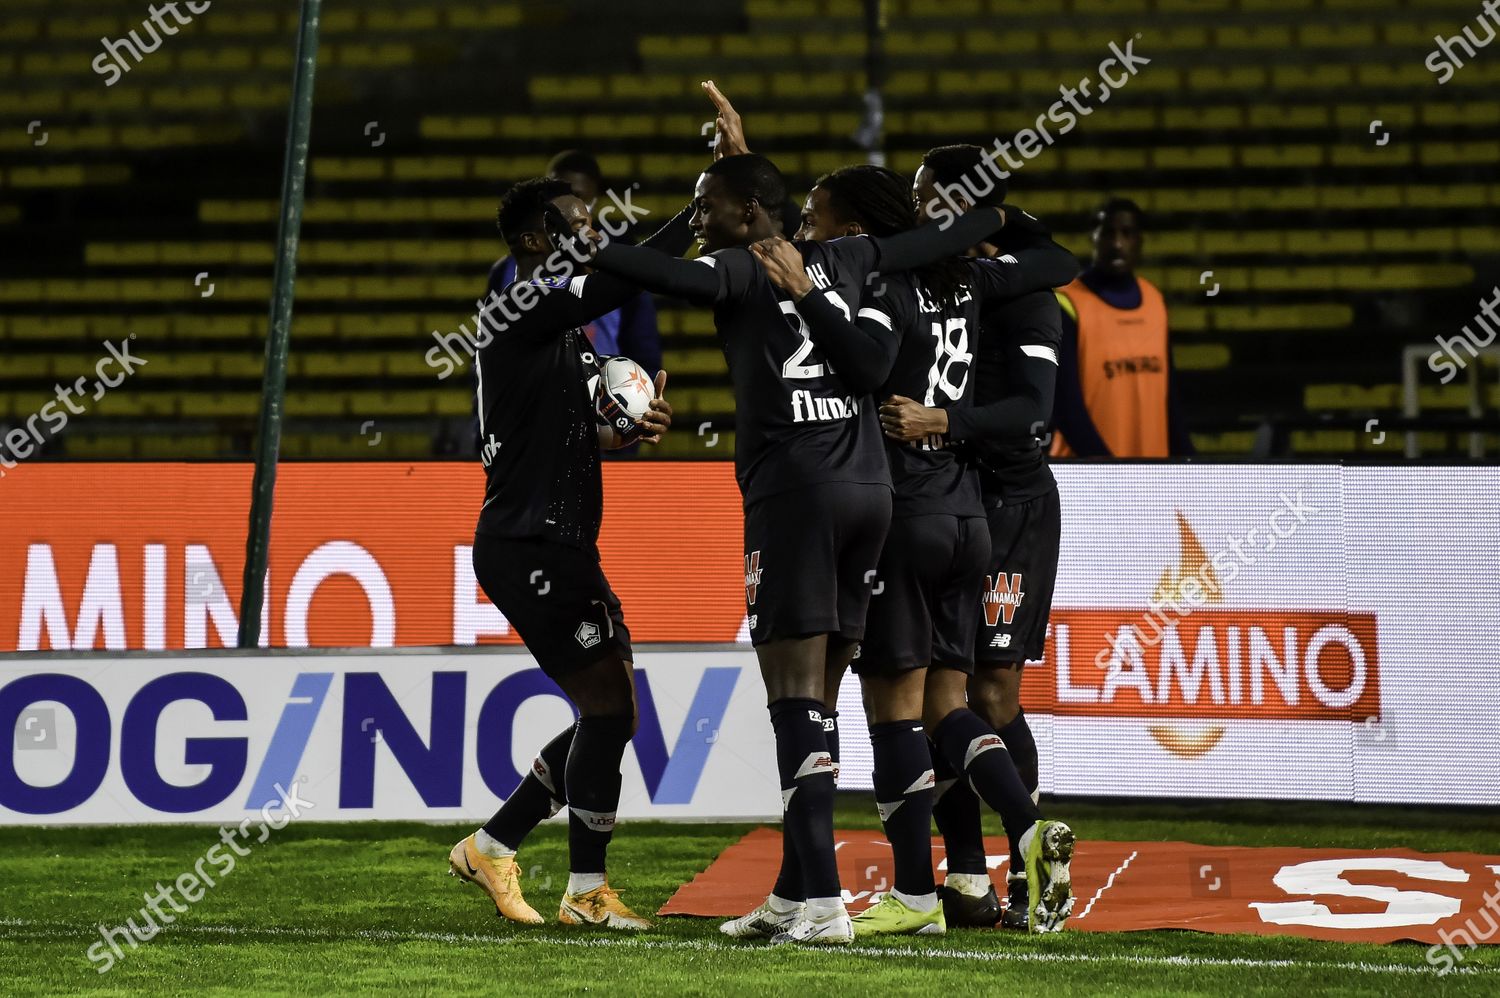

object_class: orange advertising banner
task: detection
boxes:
[0,462,748,651]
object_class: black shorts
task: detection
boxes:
[854,514,989,676]
[975,486,1061,665]
[471,533,632,677]
[743,481,892,645]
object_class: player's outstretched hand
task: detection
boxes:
[637,370,672,444]
[702,80,749,159]
[880,394,949,441]
[750,237,814,300]
[542,202,597,262]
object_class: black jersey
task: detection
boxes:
[473,207,691,547]
[968,289,1063,504]
[860,255,1062,518]
[473,271,614,549]
[695,236,891,505]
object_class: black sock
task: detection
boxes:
[769,698,840,899]
[772,704,838,902]
[870,720,935,897]
[930,737,987,876]
[934,708,1040,847]
[482,724,573,849]
[997,707,1038,798]
[824,709,841,783]
[997,707,1039,873]
[564,715,633,875]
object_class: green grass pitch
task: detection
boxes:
[0,797,1494,995]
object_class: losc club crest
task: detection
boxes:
[575,621,601,649]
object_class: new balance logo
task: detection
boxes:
[964,734,1007,770]
[989,633,1012,649]
[982,572,1024,627]
[793,751,834,780]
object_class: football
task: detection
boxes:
[596,355,657,439]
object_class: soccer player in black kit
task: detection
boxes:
[754,164,1078,935]
[566,145,1015,943]
[447,177,691,930]
[882,145,1075,931]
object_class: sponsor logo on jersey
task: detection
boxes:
[983,573,1025,626]
[744,551,762,606]
[790,389,861,423]
[574,621,601,649]
[1103,354,1164,378]
[989,633,1012,648]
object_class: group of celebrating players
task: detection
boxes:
[447,82,1078,945]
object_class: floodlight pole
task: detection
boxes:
[858,0,888,166]
[238,0,322,647]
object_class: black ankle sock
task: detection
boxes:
[870,719,935,897]
[564,715,633,874]
[768,698,840,899]
[934,708,1040,846]
[482,723,573,850]
[996,707,1039,872]
[930,736,987,876]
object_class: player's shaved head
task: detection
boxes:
[693,154,787,252]
[920,144,1009,208]
[703,154,787,222]
[497,177,574,249]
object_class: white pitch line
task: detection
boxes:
[1076,849,1138,920]
[0,919,1489,976]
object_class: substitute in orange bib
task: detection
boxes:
[1050,199,1193,458]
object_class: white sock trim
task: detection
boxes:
[944,872,992,898]
[567,872,606,895]
[474,828,516,859]
[804,896,847,918]
[892,888,940,912]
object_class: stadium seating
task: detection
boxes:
[0,0,1495,460]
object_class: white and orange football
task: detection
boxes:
[596,356,656,440]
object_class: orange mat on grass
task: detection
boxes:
[660,828,1500,945]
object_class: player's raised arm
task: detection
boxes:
[703,80,750,159]
[751,236,898,394]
